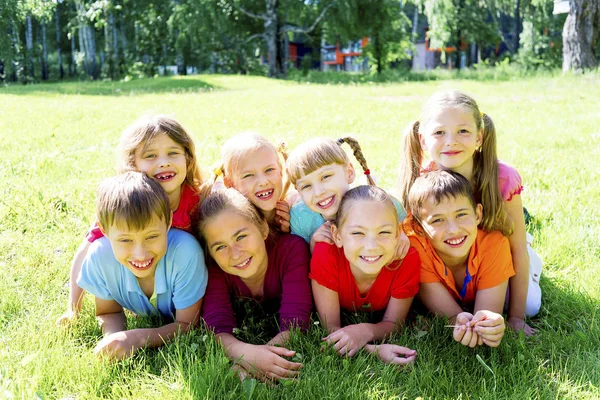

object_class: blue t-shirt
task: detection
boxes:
[290,195,407,243]
[77,229,208,320]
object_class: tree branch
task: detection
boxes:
[280,1,334,34]
[243,33,266,44]
[238,5,268,21]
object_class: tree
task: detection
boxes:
[562,0,600,72]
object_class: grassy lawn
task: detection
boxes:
[1,74,599,399]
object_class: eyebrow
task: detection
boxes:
[346,224,395,230]
[240,163,277,174]
[427,207,471,219]
[209,228,248,249]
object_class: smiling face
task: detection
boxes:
[202,210,270,281]
[228,147,283,214]
[417,194,482,269]
[295,163,355,220]
[134,133,187,196]
[332,199,399,278]
[419,107,483,177]
[103,215,170,282]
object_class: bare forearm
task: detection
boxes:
[97,312,127,336]
[69,240,91,311]
[130,321,194,349]
[216,333,250,361]
[508,254,530,318]
[359,321,397,343]
[267,331,291,346]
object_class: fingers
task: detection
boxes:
[389,353,417,366]
[523,324,538,336]
[232,364,249,381]
[482,337,503,348]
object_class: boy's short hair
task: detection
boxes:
[408,170,476,223]
[97,171,172,232]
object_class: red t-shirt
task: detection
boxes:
[310,242,420,312]
[85,184,199,242]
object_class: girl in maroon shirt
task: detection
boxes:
[310,185,420,366]
[195,189,312,382]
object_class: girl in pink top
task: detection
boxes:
[58,115,205,325]
[398,90,542,336]
[195,189,312,382]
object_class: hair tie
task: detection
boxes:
[336,138,345,146]
[363,169,371,176]
[213,166,223,177]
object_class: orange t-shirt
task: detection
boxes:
[403,218,515,307]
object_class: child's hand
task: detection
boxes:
[94,330,143,360]
[368,344,417,366]
[275,201,291,233]
[507,316,537,337]
[56,309,78,326]
[472,310,506,347]
[452,312,481,348]
[322,324,371,357]
[238,345,303,381]
[393,229,410,260]
[311,221,335,245]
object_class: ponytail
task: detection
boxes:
[277,141,291,200]
[397,120,424,209]
[337,136,376,186]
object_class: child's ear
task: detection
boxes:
[475,203,483,225]
[168,211,173,230]
[261,220,270,240]
[346,163,356,184]
[98,222,107,236]
[419,133,428,151]
[331,224,343,248]
[476,129,483,148]
[223,176,233,188]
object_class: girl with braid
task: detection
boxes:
[286,137,409,257]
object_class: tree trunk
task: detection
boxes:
[104,7,116,79]
[512,0,522,54]
[265,0,280,78]
[70,31,76,76]
[26,15,34,79]
[562,0,600,72]
[56,7,64,79]
[41,20,49,80]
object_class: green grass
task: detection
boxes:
[1,74,599,399]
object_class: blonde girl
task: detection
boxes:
[286,137,409,257]
[210,133,291,233]
[311,185,420,365]
[398,90,542,336]
[58,114,204,324]
[196,189,312,381]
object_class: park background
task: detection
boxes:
[1,0,600,399]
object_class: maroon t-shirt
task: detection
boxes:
[202,234,312,334]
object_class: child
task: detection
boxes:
[398,90,542,336]
[58,114,204,324]
[286,137,409,256]
[311,185,420,365]
[195,189,312,381]
[77,171,207,360]
[405,170,514,348]
[211,132,291,233]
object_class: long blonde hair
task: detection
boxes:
[398,91,512,236]
[286,137,375,186]
[117,114,204,189]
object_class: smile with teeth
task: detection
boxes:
[317,196,335,208]
[360,255,382,263]
[444,236,467,246]
[255,189,274,200]
[155,171,176,181]
[129,258,154,270]
[234,257,252,269]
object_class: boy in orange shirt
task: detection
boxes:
[404,170,514,348]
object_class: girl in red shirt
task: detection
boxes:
[310,185,421,366]
[58,115,205,324]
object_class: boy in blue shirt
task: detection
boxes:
[77,171,207,360]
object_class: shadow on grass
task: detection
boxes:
[0,76,218,96]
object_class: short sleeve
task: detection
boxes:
[390,248,421,299]
[290,201,324,243]
[498,161,523,202]
[476,232,515,290]
[171,233,208,310]
[407,235,439,284]
[171,185,200,232]
[77,239,114,300]
[309,242,341,293]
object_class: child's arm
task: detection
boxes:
[309,221,334,252]
[93,297,202,360]
[322,297,413,358]
[56,238,91,325]
[274,200,291,233]
[216,332,303,381]
[393,229,410,260]
[505,194,536,335]
[470,282,508,347]
[312,280,342,332]
[419,282,464,319]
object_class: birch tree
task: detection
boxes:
[562,0,600,72]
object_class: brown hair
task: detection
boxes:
[407,170,476,225]
[97,171,171,232]
[397,90,512,236]
[117,114,203,189]
[286,137,375,186]
[193,188,267,241]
